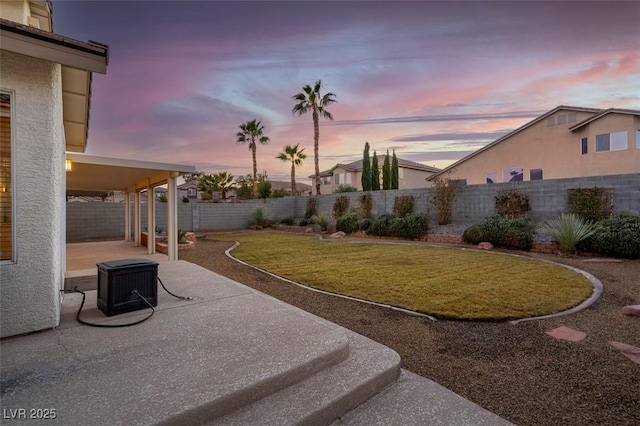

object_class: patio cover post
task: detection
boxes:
[167,172,179,261]
[134,190,141,247]
[147,182,155,255]
[124,191,131,242]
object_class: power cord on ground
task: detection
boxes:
[60,276,192,328]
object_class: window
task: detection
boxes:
[486,173,497,184]
[503,166,523,182]
[530,169,543,181]
[581,137,588,155]
[187,188,196,197]
[1,91,14,262]
[334,173,342,185]
[556,115,566,125]
[321,177,331,185]
[568,113,577,123]
[546,117,555,127]
[636,130,640,149]
[596,131,628,152]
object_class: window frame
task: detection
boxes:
[0,89,16,264]
[581,137,588,155]
[530,168,544,181]
[595,131,628,153]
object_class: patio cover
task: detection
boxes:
[65,152,195,261]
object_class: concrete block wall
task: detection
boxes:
[66,174,638,241]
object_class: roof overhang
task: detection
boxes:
[0,18,108,153]
[65,153,196,193]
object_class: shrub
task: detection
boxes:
[182,196,190,203]
[462,215,533,250]
[299,218,313,226]
[393,195,414,217]
[368,213,395,236]
[252,206,270,227]
[178,229,187,244]
[495,190,530,219]
[334,184,358,193]
[336,213,361,233]
[567,187,613,222]
[279,217,295,225]
[333,195,350,219]
[305,197,318,219]
[543,213,597,254]
[578,214,640,258]
[271,188,289,198]
[359,193,374,219]
[389,213,429,239]
[311,213,331,231]
[359,218,372,231]
[431,174,461,225]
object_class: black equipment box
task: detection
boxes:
[96,259,159,317]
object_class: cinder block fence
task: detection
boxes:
[66,173,639,242]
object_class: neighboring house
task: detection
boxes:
[311,155,440,193]
[427,106,640,185]
[269,180,312,196]
[0,1,194,338]
[178,181,202,201]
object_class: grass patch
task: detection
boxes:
[213,231,593,320]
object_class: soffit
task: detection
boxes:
[66,153,196,193]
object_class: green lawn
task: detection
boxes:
[213,231,593,320]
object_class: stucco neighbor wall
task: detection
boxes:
[446,109,640,185]
[0,50,64,338]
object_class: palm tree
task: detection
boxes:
[276,144,306,195]
[291,80,336,195]
[236,119,270,198]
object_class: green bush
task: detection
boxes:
[299,218,313,226]
[279,217,295,225]
[271,188,289,198]
[543,213,596,254]
[359,218,372,231]
[252,206,271,227]
[389,213,429,239]
[368,213,395,236]
[333,195,350,219]
[567,187,613,222]
[305,197,318,219]
[495,190,530,219]
[359,193,374,219]
[336,213,361,233]
[578,214,640,258]
[178,229,187,244]
[334,184,358,193]
[462,215,533,250]
[393,195,414,217]
[311,213,331,231]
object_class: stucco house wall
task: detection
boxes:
[0,50,64,337]
[435,107,640,185]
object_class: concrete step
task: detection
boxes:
[333,370,514,426]
[211,330,401,425]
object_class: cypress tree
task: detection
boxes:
[361,142,372,191]
[391,149,399,189]
[382,150,391,190]
[371,151,380,191]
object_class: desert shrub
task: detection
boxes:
[279,217,295,225]
[389,213,429,239]
[359,218,372,231]
[333,195,350,219]
[368,213,396,237]
[359,193,374,219]
[311,213,331,231]
[178,229,187,244]
[305,197,318,219]
[182,196,190,203]
[567,187,613,222]
[543,213,596,254]
[393,195,414,217]
[462,215,533,250]
[334,184,358,193]
[336,213,361,233]
[299,218,313,226]
[578,214,640,258]
[495,190,530,219]
[431,175,461,225]
[271,188,289,198]
[252,206,271,227]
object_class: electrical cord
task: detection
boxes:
[72,287,155,328]
[60,275,192,328]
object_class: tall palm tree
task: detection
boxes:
[236,119,270,198]
[276,144,306,195]
[291,80,336,195]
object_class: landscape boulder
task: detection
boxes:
[478,242,494,250]
[330,231,346,239]
[622,305,640,317]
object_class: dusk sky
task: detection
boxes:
[54,1,640,184]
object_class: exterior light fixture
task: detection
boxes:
[65,159,72,172]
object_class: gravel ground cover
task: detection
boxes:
[179,234,639,425]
